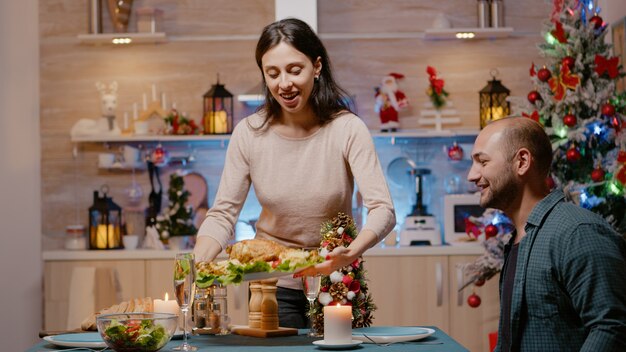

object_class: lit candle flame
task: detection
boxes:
[164,292,169,301]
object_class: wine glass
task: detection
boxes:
[302,275,322,337]
[173,252,196,351]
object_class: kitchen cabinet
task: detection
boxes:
[364,254,500,352]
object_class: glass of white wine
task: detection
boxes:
[302,275,322,337]
[173,252,196,351]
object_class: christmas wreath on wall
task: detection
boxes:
[309,213,376,333]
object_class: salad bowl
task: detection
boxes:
[96,312,177,352]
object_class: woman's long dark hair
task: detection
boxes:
[253,18,353,128]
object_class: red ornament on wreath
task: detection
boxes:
[527,90,542,104]
[562,56,575,70]
[467,293,481,308]
[591,167,605,182]
[537,67,552,82]
[474,279,485,287]
[563,113,577,127]
[447,142,464,161]
[589,14,603,30]
[611,116,622,132]
[484,224,498,239]
[601,103,615,117]
[566,147,581,163]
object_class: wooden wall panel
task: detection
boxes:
[40,0,553,236]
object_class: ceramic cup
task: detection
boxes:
[123,145,141,166]
[123,234,139,250]
[98,153,115,168]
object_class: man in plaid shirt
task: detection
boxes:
[468,117,626,351]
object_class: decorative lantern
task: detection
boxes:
[479,71,510,128]
[88,186,123,249]
[203,76,234,134]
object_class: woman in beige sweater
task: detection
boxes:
[194,18,395,328]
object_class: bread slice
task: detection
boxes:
[80,297,154,331]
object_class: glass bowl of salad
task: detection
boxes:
[96,312,178,352]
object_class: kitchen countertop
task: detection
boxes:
[42,245,485,261]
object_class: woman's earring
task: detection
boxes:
[314,75,319,81]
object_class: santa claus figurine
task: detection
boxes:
[375,72,409,132]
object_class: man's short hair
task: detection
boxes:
[500,117,553,178]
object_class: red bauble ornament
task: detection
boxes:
[589,14,603,30]
[562,56,575,70]
[151,145,169,167]
[591,167,605,182]
[474,279,485,287]
[527,91,542,104]
[484,224,499,239]
[467,293,481,308]
[566,147,581,162]
[601,103,615,117]
[537,67,552,82]
[447,142,464,161]
[563,114,577,127]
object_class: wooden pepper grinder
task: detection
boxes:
[260,278,279,330]
[248,281,263,328]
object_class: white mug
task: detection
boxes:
[98,153,115,168]
[123,235,139,250]
[123,145,140,166]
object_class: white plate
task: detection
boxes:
[43,332,107,348]
[242,270,296,281]
[313,339,362,350]
[352,326,435,344]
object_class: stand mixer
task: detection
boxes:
[387,157,441,246]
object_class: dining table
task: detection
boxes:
[28,326,469,352]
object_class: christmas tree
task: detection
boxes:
[156,173,197,240]
[310,213,376,333]
[525,0,626,233]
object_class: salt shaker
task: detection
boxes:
[192,287,209,331]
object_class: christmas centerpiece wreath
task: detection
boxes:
[309,213,376,333]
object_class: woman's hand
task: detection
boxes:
[294,229,378,278]
[294,246,358,277]
[193,236,222,263]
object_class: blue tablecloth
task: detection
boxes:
[29,326,469,352]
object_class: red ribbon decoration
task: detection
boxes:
[551,21,568,43]
[551,0,565,23]
[594,55,620,79]
[427,66,445,95]
[548,64,580,101]
[464,218,482,238]
[530,63,536,77]
[522,110,540,122]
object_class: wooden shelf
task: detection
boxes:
[77,32,167,45]
[71,134,230,143]
[424,27,513,40]
[71,129,478,143]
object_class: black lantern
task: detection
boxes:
[88,186,122,249]
[479,71,510,128]
[203,76,234,134]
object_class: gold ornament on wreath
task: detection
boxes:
[309,213,377,333]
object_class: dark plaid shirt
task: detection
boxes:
[496,190,626,352]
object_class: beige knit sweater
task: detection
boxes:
[197,112,396,288]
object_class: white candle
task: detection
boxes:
[323,304,352,344]
[123,112,129,130]
[153,293,179,316]
[152,84,157,101]
[161,92,167,110]
[96,224,117,249]
[143,93,147,110]
[133,103,138,120]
